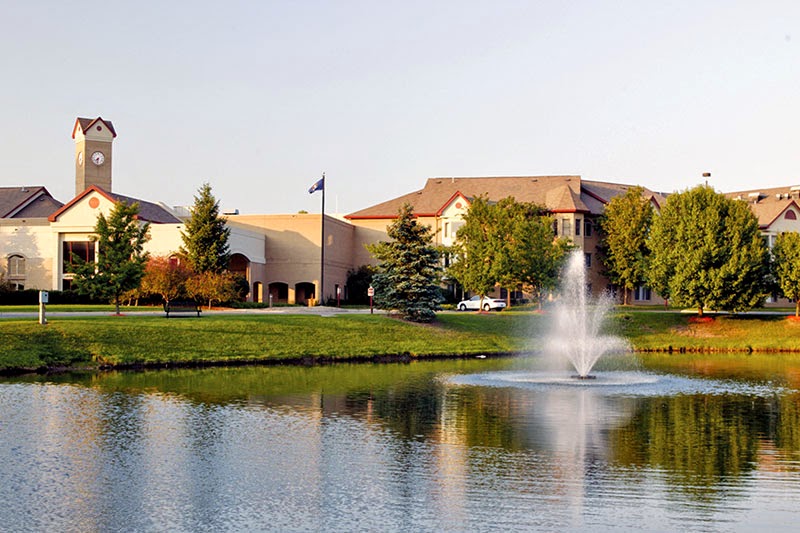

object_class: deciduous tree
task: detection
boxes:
[599,186,654,305]
[771,231,800,316]
[185,271,238,310]
[70,201,150,315]
[140,255,192,304]
[448,196,497,309]
[368,204,442,322]
[647,185,770,316]
[493,198,570,308]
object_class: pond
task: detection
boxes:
[2,354,800,532]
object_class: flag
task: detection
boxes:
[308,177,324,194]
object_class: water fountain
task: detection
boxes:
[449,251,791,396]
[544,251,629,378]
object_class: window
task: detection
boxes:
[62,241,95,272]
[575,218,581,236]
[634,286,652,301]
[553,220,559,236]
[562,219,572,237]
[584,253,592,268]
[444,222,450,238]
[584,220,592,237]
[785,210,797,220]
[7,255,25,278]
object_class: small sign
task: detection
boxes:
[367,286,375,297]
[39,291,49,304]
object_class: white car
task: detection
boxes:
[457,295,507,312]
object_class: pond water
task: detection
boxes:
[2,355,800,532]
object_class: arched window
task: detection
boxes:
[785,210,797,220]
[8,255,25,278]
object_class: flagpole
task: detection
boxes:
[320,172,325,306]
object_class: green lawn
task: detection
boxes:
[2,309,799,373]
[0,312,538,372]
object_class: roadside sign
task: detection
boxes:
[367,286,375,297]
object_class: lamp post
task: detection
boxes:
[703,172,711,186]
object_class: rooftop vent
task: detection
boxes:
[748,192,764,202]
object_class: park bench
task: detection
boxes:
[163,300,202,318]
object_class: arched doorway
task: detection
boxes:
[269,282,289,304]
[229,253,249,278]
[295,282,316,306]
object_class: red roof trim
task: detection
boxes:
[435,191,471,217]
[72,117,117,139]
[762,200,800,229]
[48,185,115,222]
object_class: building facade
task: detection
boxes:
[3,116,800,308]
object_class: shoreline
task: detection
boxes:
[3,309,800,376]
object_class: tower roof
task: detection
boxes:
[72,117,117,139]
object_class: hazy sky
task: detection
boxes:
[2,1,799,214]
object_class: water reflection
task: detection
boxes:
[2,357,800,531]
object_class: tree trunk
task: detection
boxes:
[698,306,704,318]
[622,287,628,306]
[506,289,511,309]
[796,300,799,318]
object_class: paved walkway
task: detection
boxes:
[0,306,384,320]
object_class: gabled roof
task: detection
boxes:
[724,185,800,228]
[49,186,181,224]
[435,191,471,216]
[345,175,665,219]
[0,186,63,218]
[72,117,117,139]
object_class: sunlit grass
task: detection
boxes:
[0,313,538,371]
[3,309,800,372]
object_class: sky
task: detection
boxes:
[1,0,799,215]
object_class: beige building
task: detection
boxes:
[347,175,667,302]
[4,116,800,308]
[0,118,277,301]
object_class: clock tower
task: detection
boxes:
[73,117,117,195]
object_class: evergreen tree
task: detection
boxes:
[181,183,231,273]
[368,204,442,322]
[647,185,770,316]
[599,186,654,305]
[771,232,800,316]
[70,201,150,315]
[345,265,376,305]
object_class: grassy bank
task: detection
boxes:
[2,310,800,373]
[0,312,537,372]
[614,311,800,352]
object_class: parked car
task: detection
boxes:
[457,295,507,311]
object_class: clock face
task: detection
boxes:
[91,151,105,166]
[77,152,83,166]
